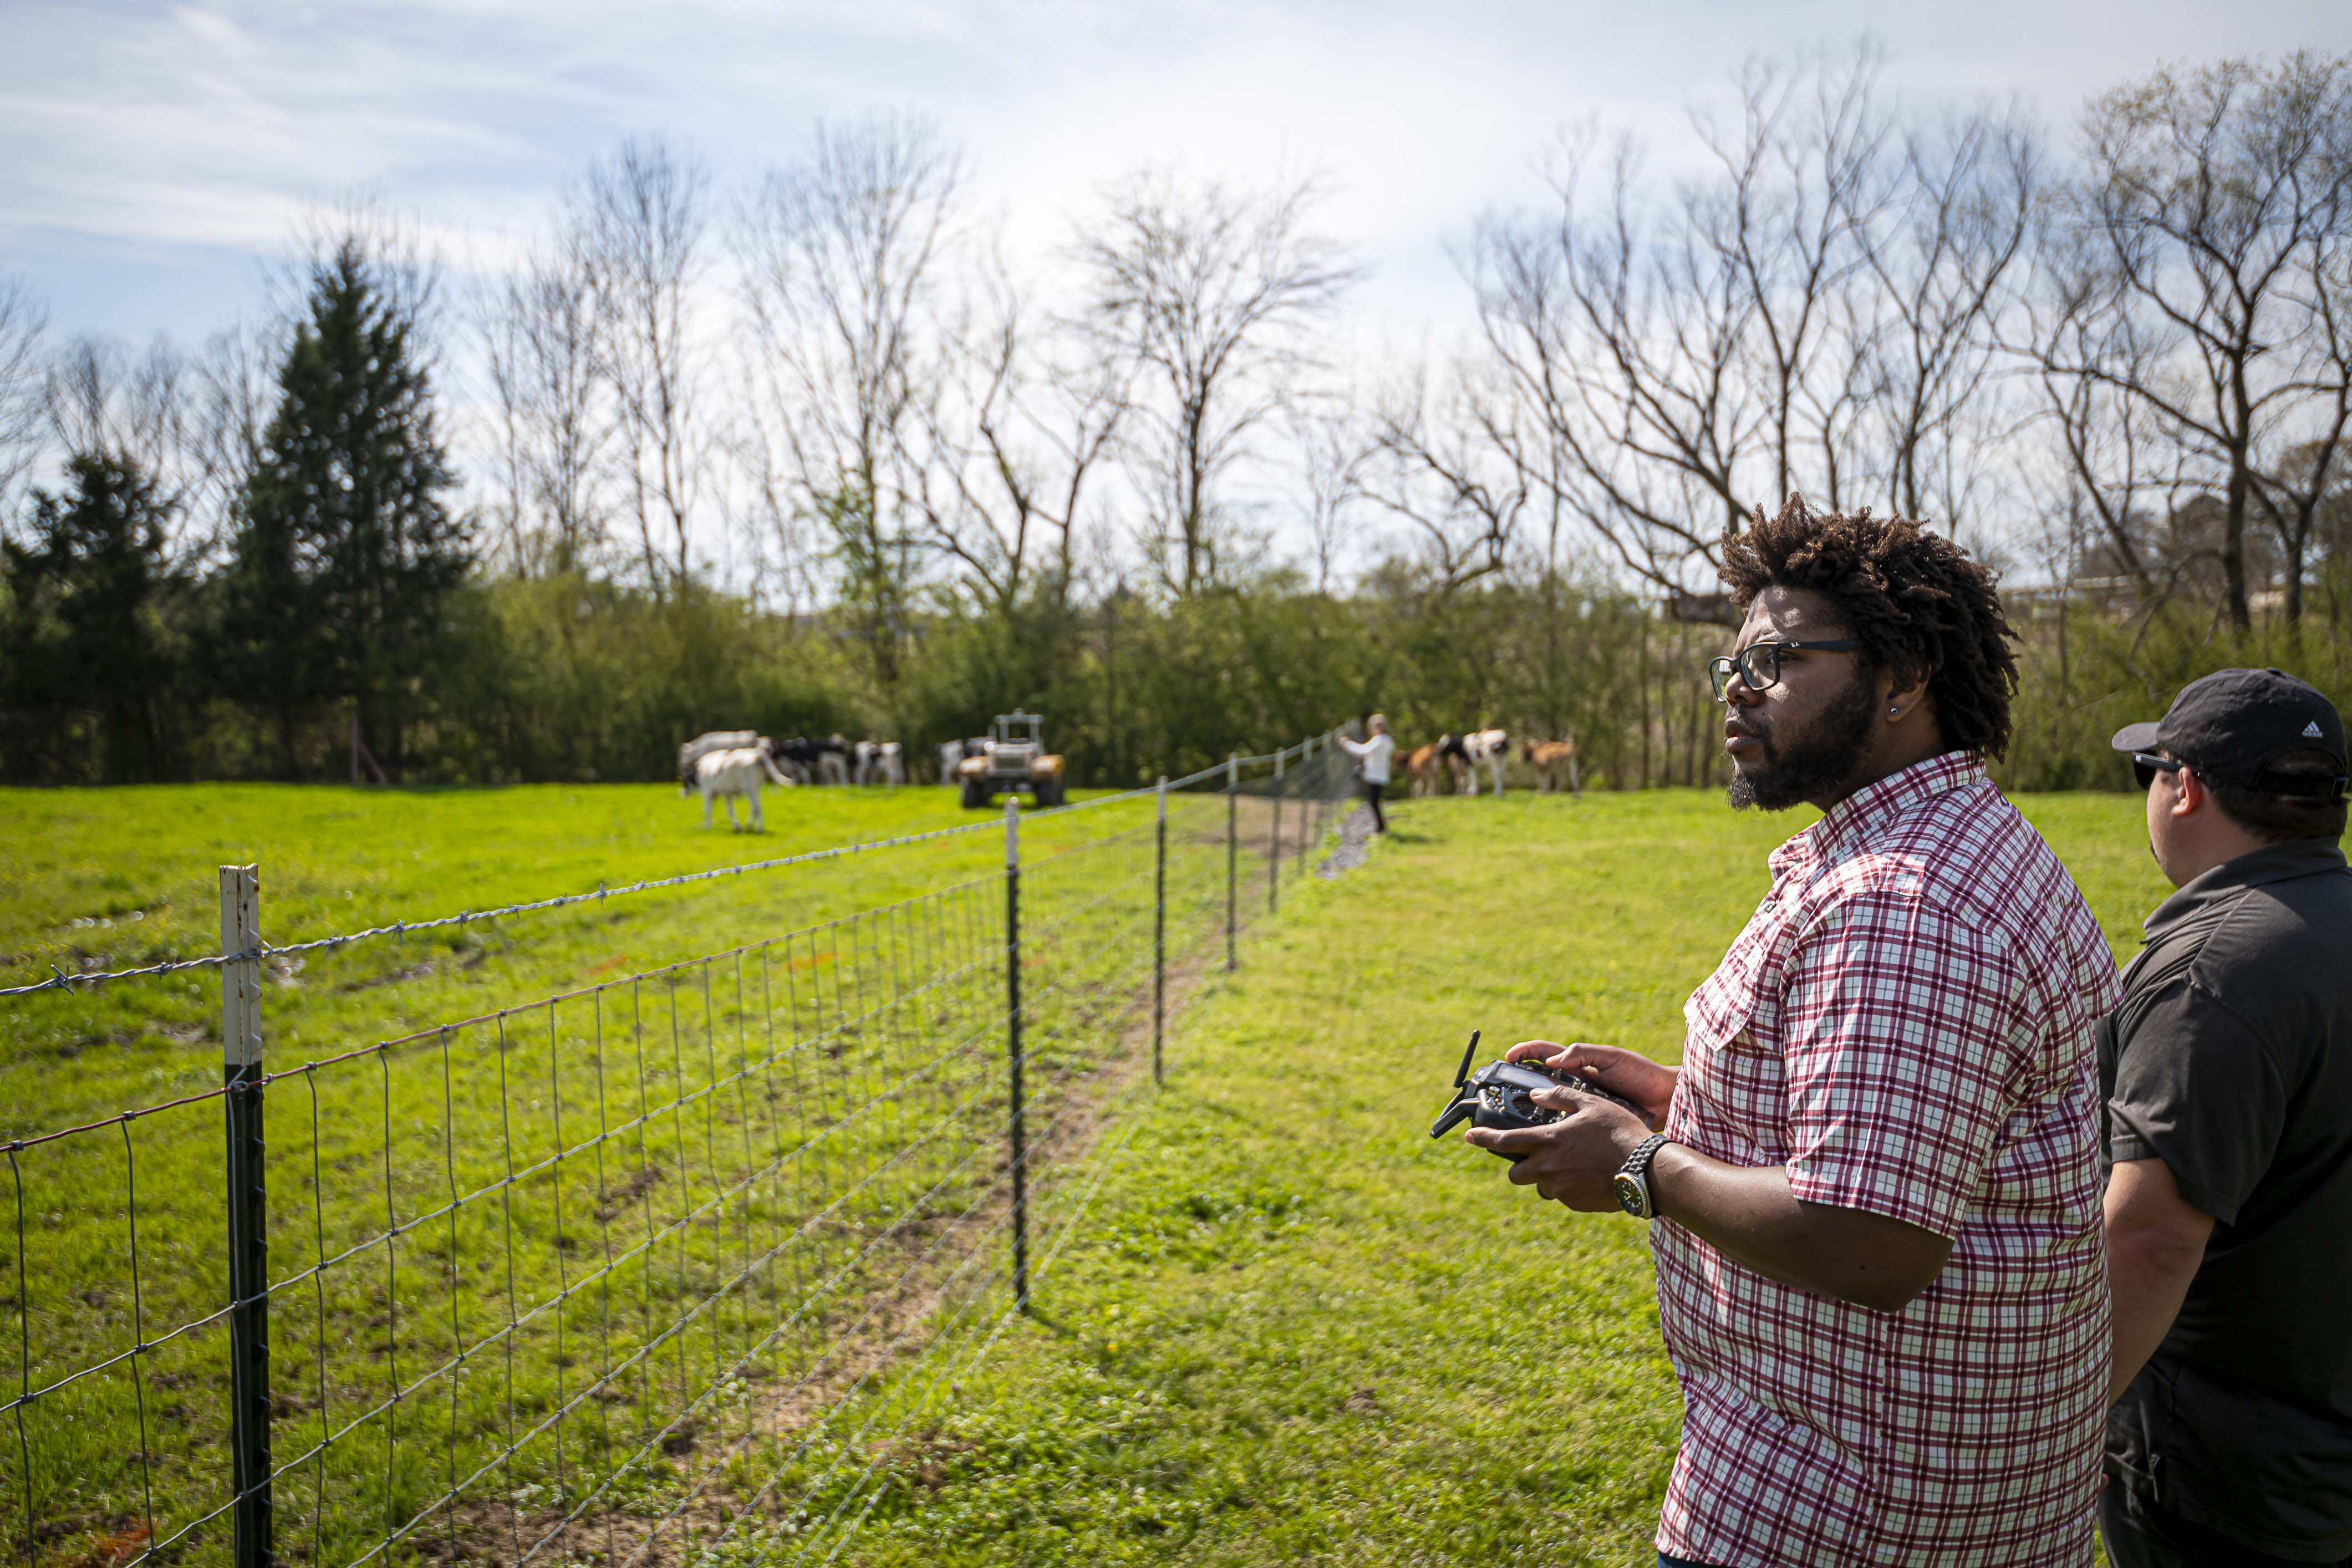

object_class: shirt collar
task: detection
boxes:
[2143,837,2350,943]
[1770,751,1989,877]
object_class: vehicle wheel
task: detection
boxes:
[960,778,989,810]
[1035,777,1065,808]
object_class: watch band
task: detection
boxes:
[1613,1133,1673,1220]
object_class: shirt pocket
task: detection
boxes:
[1679,970,1788,1166]
[1685,931,1778,1057]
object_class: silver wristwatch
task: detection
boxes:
[1613,1133,1673,1220]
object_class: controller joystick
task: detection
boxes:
[1429,1030,1645,1163]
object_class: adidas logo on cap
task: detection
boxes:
[2305,721,2325,739]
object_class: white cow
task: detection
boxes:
[690,746,793,831]
[937,739,967,786]
[1461,729,1509,795]
[678,729,759,787]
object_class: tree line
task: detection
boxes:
[1,48,2347,790]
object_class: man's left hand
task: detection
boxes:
[1463,1088,1652,1210]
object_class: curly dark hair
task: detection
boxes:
[1720,495,2020,760]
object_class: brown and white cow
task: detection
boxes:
[1521,737,1579,793]
[1402,741,1444,798]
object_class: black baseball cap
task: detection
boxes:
[2111,668,2350,796]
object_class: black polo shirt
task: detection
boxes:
[2099,838,2352,1561]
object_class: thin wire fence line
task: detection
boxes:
[420,1089,1015,1568]
[0,787,1124,998]
[6,928,1007,1404]
[791,1042,1168,1565]
[0,739,1352,1568]
[583,766,1307,1561]
[247,1010,1010,1483]
[721,993,1172,1566]
[592,1116,1026,1568]
[0,745,1325,996]
[556,846,1182,1566]
[2,872,1000,1159]
[307,881,1162,1567]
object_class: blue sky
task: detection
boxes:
[7,0,2348,352]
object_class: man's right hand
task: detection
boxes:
[1506,1040,1678,1131]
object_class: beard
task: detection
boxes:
[1726,667,1880,812]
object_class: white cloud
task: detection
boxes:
[2,0,2344,577]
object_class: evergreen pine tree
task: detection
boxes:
[221,237,470,776]
[1,451,182,781]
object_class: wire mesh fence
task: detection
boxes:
[0,736,1358,1568]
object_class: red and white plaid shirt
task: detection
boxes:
[1652,752,2120,1567]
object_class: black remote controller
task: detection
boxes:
[1429,1030,1645,1163]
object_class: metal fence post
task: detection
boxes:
[1001,801,1029,1315]
[1324,730,1338,842]
[1153,776,1168,1085]
[1296,737,1312,880]
[1225,754,1238,972]
[1269,747,1284,915]
[220,865,272,1568]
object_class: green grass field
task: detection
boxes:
[0,782,2163,1567]
[802,787,2168,1567]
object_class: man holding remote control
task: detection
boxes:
[1467,497,2119,1567]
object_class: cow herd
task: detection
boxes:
[1393,729,1580,797]
[677,722,1580,832]
[675,730,909,831]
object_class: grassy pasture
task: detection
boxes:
[800,787,2166,1566]
[0,779,1330,1567]
[0,782,2162,1567]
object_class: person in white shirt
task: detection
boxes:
[1335,713,1394,833]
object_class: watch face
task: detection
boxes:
[1613,1172,1645,1218]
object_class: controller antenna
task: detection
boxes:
[1453,1029,1480,1088]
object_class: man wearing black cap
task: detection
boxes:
[2100,668,2352,1567]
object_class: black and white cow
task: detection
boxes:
[852,740,904,786]
[1461,728,1509,795]
[765,736,820,783]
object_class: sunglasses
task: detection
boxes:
[2131,752,2185,791]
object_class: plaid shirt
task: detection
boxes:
[1652,753,2120,1567]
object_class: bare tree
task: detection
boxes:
[1072,170,1361,596]
[1699,48,1891,513]
[177,321,283,567]
[572,136,711,589]
[736,113,963,681]
[1361,361,1536,593]
[0,274,47,517]
[1863,103,2042,543]
[1469,127,1756,603]
[2020,242,2192,599]
[912,256,1129,614]
[2034,52,2352,628]
[1468,49,2035,615]
[476,245,612,576]
[1289,394,1373,594]
[43,334,188,478]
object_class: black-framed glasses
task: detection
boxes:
[1707,639,1867,702]
[2132,752,2185,791]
